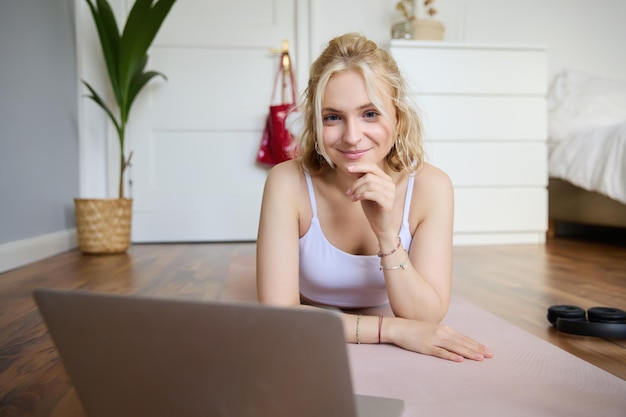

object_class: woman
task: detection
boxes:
[256,33,492,362]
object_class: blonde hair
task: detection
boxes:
[296,33,424,174]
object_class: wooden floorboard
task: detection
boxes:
[452,238,626,378]
[0,234,624,416]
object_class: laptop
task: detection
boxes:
[33,289,404,417]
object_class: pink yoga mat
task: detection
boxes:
[221,262,626,416]
[352,298,626,417]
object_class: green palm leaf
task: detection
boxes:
[127,69,167,117]
[119,0,176,113]
[85,0,122,105]
[82,0,176,198]
[82,81,121,137]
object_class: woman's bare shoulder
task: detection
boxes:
[265,159,306,189]
[413,162,453,191]
[261,160,312,236]
[263,160,310,211]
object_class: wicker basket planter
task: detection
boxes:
[74,198,132,254]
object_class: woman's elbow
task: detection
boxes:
[392,303,448,324]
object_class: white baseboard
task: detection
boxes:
[0,229,78,274]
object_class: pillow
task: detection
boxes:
[548,69,626,143]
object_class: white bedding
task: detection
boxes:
[548,70,626,204]
[550,122,626,204]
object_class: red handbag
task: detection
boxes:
[257,50,297,165]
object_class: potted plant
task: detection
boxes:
[392,0,444,41]
[75,0,176,254]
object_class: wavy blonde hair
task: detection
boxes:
[296,33,424,175]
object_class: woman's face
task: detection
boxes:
[320,70,396,172]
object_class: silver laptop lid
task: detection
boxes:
[34,289,403,417]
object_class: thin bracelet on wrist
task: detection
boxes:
[380,255,409,271]
[378,236,401,258]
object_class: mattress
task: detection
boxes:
[548,70,626,205]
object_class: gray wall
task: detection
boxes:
[0,0,78,245]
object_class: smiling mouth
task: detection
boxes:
[341,149,369,160]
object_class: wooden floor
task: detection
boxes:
[0,232,625,416]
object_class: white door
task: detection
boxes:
[127,0,303,242]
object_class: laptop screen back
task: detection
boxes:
[34,289,364,417]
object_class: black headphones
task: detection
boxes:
[547,305,626,338]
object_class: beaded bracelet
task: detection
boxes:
[378,236,401,258]
[380,255,409,271]
[356,314,362,344]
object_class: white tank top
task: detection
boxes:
[299,172,415,308]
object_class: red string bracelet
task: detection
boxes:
[378,316,384,344]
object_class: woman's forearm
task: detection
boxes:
[379,247,449,322]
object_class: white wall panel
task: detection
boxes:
[392,41,547,94]
[141,48,275,131]
[454,188,548,233]
[153,0,293,47]
[132,131,267,241]
[416,96,547,141]
[426,142,547,187]
[463,0,626,83]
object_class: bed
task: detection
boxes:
[547,70,626,236]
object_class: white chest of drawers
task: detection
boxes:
[390,40,548,245]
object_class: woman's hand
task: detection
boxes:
[345,163,397,237]
[384,317,494,362]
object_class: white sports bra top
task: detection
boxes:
[299,172,415,308]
